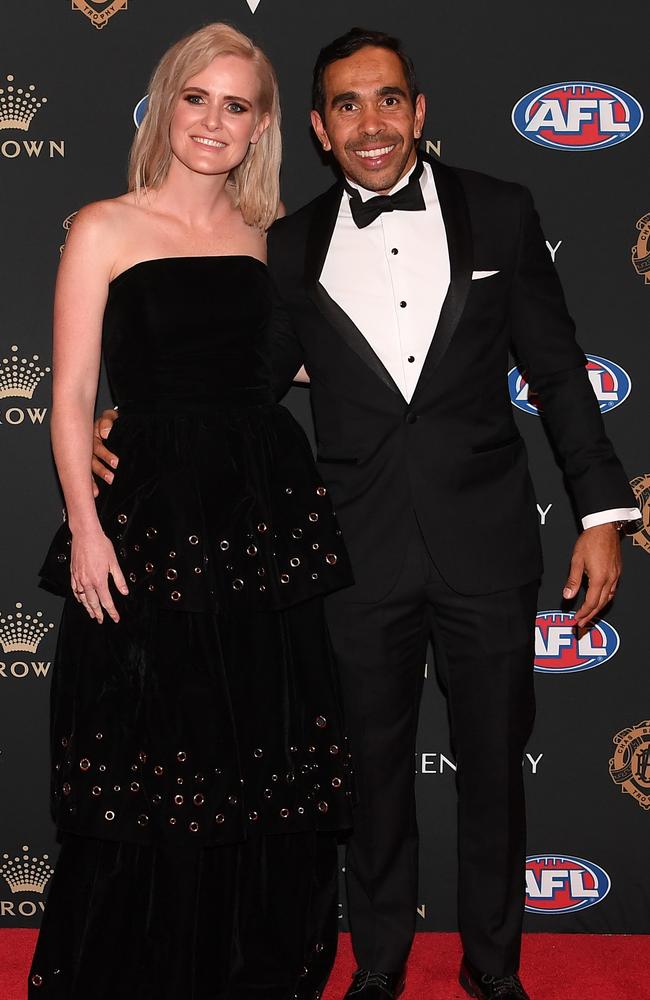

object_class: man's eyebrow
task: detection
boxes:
[330,85,408,108]
[330,91,359,108]
[378,86,407,98]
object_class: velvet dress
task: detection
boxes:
[31,256,354,1000]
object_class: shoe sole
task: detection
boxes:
[458,971,480,998]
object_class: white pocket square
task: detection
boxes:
[472,269,500,280]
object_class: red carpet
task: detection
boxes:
[1,930,648,998]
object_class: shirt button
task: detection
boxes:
[391,248,399,255]
[406,413,418,425]
[407,355,415,363]
[400,301,407,308]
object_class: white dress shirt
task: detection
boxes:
[321,160,447,403]
[320,160,640,531]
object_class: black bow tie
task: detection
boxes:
[345,157,426,229]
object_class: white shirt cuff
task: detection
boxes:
[581,508,642,530]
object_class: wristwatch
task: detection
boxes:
[615,518,644,537]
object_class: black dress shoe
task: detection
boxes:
[342,968,406,998]
[459,956,530,999]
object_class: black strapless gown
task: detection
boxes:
[30,257,354,1000]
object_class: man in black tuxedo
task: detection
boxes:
[265,28,641,1000]
[92,27,640,1000]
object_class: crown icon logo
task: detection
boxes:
[0,603,55,654]
[0,846,54,894]
[0,345,51,399]
[0,75,47,132]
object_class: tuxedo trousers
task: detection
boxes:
[325,512,539,977]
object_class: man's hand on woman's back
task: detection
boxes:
[91,408,120,496]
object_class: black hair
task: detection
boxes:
[312,26,419,118]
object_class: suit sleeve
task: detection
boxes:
[268,276,305,401]
[509,186,636,519]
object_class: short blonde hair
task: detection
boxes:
[128,23,281,230]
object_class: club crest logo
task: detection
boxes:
[534,611,619,674]
[71,0,128,29]
[525,856,611,913]
[610,722,650,811]
[60,212,78,255]
[509,355,631,416]
[632,213,650,285]
[629,474,650,556]
[512,82,643,150]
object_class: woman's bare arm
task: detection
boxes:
[51,203,128,621]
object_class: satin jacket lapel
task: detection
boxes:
[412,157,473,398]
[305,182,402,397]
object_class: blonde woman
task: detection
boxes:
[31,23,353,999]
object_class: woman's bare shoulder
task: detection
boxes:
[68,195,140,235]
[62,196,151,270]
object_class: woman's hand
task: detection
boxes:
[70,527,129,623]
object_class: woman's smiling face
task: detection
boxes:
[169,54,270,178]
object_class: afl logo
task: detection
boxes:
[133,95,149,128]
[525,856,611,914]
[512,82,643,150]
[508,355,631,416]
[534,611,619,674]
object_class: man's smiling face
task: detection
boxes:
[311,45,425,195]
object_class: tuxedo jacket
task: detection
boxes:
[267,154,635,601]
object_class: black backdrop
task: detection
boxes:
[1,0,649,935]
